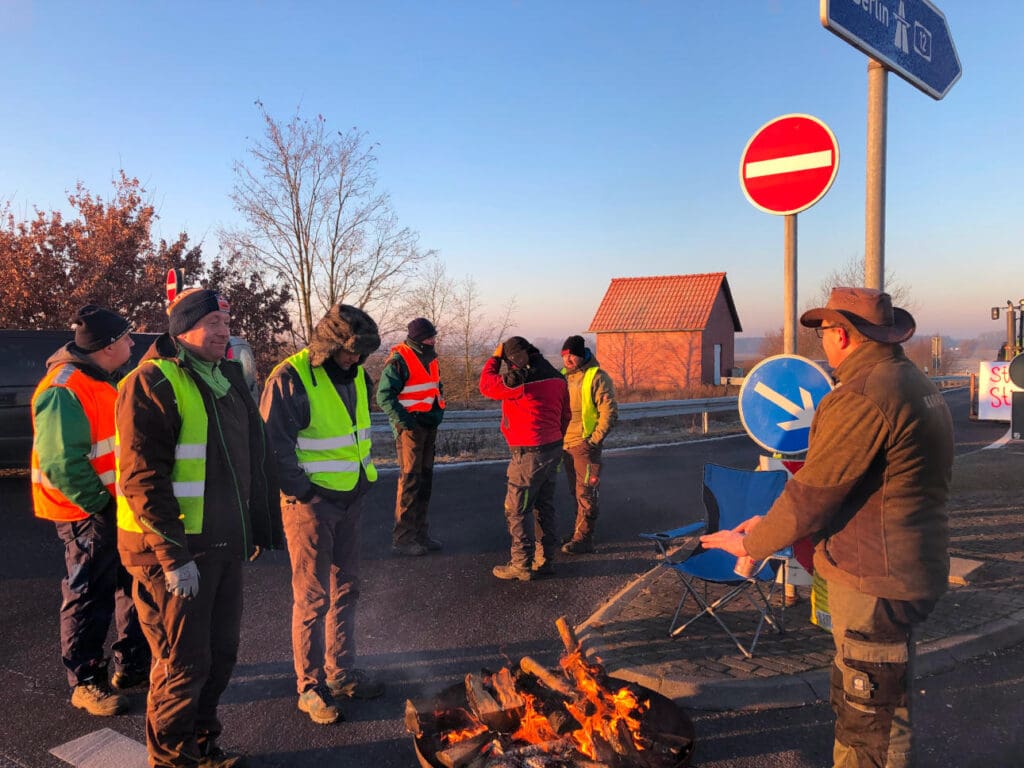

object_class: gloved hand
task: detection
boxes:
[164,561,200,599]
[493,342,504,359]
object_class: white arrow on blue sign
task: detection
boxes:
[821,0,961,100]
[739,355,834,455]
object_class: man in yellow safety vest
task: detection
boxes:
[260,303,385,727]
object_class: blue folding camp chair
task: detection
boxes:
[640,463,793,658]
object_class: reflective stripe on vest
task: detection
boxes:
[276,349,377,491]
[116,359,208,534]
[392,343,445,412]
[30,364,118,522]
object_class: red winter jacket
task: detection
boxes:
[479,355,569,448]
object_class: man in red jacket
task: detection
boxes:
[479,337,569,581]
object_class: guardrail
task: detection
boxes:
[370,376,970,434]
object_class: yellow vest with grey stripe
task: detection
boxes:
[116,359,208,534]
[561,365,599,439]
[277,348,377,490]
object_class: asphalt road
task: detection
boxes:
[0,388,1014,767]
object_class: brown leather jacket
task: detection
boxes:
[744,342,954,601]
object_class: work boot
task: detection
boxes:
[531,559,556,577]
[391,541,427,557]
[297,685,342,724]
[418,536,443,552]
[71,674,129,716]
[561,538,594,555]
[492,562,534,581]
[327,669,385,700]
[111,665,149,690]
[198,740,247,768]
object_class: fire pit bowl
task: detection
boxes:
[411,675,695,768]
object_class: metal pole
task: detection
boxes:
[784,214,797,354]
[865,59,888,291]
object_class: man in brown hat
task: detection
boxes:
[700,287,953,768]
[117,288,283,767]
[260,303,385,726]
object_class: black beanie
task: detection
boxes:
[502,336,537,369]
[561,335,586,358]
[71,305,131,352]
[167,288,230,336]
[407,317,437,343]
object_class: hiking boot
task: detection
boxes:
[297,685,342,724]
[418,536,443,551]
[199,741,247,768]
[71,678,129,716]
[327,669,385,700]
[391,542,427,557]
[492,562,534,581]
[531,560,556,577]
[561,538,594,555]
[111,665,149,690]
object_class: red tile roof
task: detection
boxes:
[587,272,741,332]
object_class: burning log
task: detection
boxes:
[435,732,492,768]
[467,673,520,732]
[519,656,575,699]
[555,615,580,654]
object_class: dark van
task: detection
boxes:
[0,331,257,470]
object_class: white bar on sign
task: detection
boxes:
[745,150,833,179]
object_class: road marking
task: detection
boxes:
[744,149,833,179]
[50,728,148,768]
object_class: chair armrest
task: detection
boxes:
[639,521,706,541]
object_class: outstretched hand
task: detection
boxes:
[699,515,764,558]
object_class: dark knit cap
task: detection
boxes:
[407,317,437,343]
[71,305,132,352]
[561,335,586,358]
[167,288,231,336]
[308,303,381,367]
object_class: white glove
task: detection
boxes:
[164,561,200,599]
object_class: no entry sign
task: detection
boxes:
[739,114,839,216]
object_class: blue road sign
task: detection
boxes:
[739,355,834,455]
[821,0,961,100]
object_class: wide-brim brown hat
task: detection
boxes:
[800,287,915,344]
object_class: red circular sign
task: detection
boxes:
[166,268,183,303]
[739,114,839,216]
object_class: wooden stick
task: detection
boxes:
[555,615,580,653]
[519,656,575,699]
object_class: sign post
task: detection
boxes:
[820,0,960,292]
[739,114,839,354]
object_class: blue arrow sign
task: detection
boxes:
[738,355,834,455]
[821,0,961,100]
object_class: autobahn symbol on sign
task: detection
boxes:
[739,114,840,216]
[739,355,834,454]
[821,0,961,100]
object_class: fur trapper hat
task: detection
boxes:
[308,303,381,367]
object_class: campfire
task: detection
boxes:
[406,616,694,768]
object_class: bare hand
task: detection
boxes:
[734,516,764,535]
[699,530,749,558]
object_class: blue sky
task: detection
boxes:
[2,1,1019,341]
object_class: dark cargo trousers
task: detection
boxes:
[127,557,242,768]
[391,424,438,547]
[54,512,148,688]
[503,443,562,568]
[561,442,602,543]
[282,495,362,694]
[828,578,936,768]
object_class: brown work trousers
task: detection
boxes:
[127,556,242,768]
[828,578,935,768]
[282,495,362,693]
[503,442,562,568]
[391,424,438,547]
[562,441,602,542]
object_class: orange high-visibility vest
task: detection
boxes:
[392,343,445,413]
[31,365,116,522]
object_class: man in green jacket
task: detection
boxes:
[559,335,617,555]
[376,317,445,556]
[701,288,954,768]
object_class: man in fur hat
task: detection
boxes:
[117,288,283,767]
[479,336,570,581]
[260,303,385,726]
[700,287,954,768]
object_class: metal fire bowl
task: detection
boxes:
[413,676,694,768]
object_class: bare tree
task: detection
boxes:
[390,254,458,341]
[815,254,914,312]
[224,103,431,341]
[446,277,517,406]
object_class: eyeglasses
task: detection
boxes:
[814,325,841,339]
